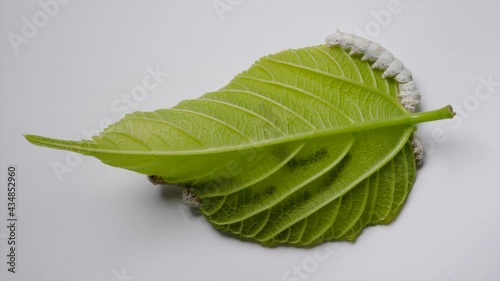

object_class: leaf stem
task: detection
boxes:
[407,105,456,124]
[302,105,455,141]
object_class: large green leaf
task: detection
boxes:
[25,44,453,247]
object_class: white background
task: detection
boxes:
[1,0,499,280]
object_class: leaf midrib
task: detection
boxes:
[25,113,419,156]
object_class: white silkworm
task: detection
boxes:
[182,186,201,208]
[411,137,424,167]
[325,30,421,113]
[147,175,201,208]
[325,31,424,166]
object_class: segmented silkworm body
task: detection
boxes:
[182,187,201,208]
[411,137,424,167]
[325,31,423,166]
[325,31,421,113]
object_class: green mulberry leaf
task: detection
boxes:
[25,42,454,247]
